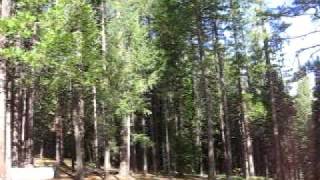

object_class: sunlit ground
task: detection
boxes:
[26,158,269,180]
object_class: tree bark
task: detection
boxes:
[104,142,111,180]
[39,140,44,160]
[101,101,111,179]
[0,0,12,177]
[150,102,158,173]
[213,20,233,179]
[119,115,130,177]
[205,74,216,180]
[163,98,171,175]
[92,86,99,168]
[193,74,204,176]
[5,70,11,171]
[20,88,27,166]
[233,26,255,178]
[264,37,283,180]
[142,117,148,174]
[11,77,19,166]
[25,87,34,165]
[0,51,7,179]
[55,96,64,165]
[238,71,255,178]
[72,88,85,180]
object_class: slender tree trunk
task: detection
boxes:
[101,101,111,179]
[11,77,19,166]
[150,105,158,173]
[18,84,26,166]
[213,20,233,179]
[194,3,217,178]
[199,38,216,180]
[72,88,85,180]
[54,100,63,177]
[55,98,64,165]
[0,0,12,177]
[142,117,148,174]
[196,124,203,176]
[5,75,11,173]
[205,74,216,180]
[92,86,99,168]
[238,78,255,178]
[0,50,7,179]
[25,86,34,165]
[264,37,283,180]
[131,141,137,173]
[193,75,203,176]
[131,115,137,173]
[234,33,255,179]
[163,98,171,175]
[195,4,216,178]
[119,115,130,177]
[5,64,12,174]
[312,63,320,180]
[104,141,111,180]
[39,140,44,160]
[100,1,111,177]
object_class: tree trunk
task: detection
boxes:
[312,63,320,180]
[142,117,148,174]
[101,101,111,179]
[119,115,130,177]
[0,0,12,177]
[0,49,7,179]
[92,86,99,168]
[5,65,12,173]
[233,28,255,178]
[39,140,44,160]
[205,75,216,180]
[264,37,283,180]
[10,68,19,167]
[131,140,137,173]
[55,97,64,165]
[150,106,158,173]
[104,142,111,180]
[163,98,171,175]
[18,82,26,167]
[130,115,136,173]
[72,88,85,180]
[25,87,34,165]
[238,75,255,178]
[213,20,233,179]
[193,75,203,176]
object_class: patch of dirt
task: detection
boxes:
[34,158,206,180]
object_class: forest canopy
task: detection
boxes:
[0,0,319,180]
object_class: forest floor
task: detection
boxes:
[34,158,206,180]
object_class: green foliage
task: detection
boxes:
[132,133,153,147]
[1,0,313,178]
[294,76,312,141]
[247,94,267,121]
[35,0,100,86]
[107,0,163,115]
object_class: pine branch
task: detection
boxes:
[282,30,320,40]
[296,44,320,56]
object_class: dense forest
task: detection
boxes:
[0,0,319,180]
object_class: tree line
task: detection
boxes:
[0,0,319,180]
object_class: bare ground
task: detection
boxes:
[34,158,206,180]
